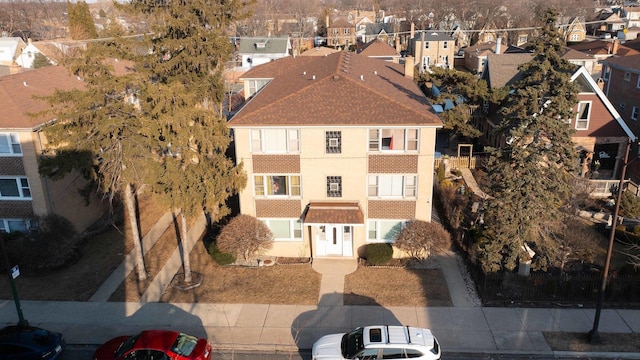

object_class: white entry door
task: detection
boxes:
[316,225,353,257]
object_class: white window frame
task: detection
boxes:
[367,219,407,243]
[575,101,591,130]
[250,128,300,153]
[632,106,639,121]
[570,33,580,42]
[637,76,640,89]
[0,133,22,156]
[368,174,418,198]
[603,66,610,80]
[254,174,301,197]
[624,72,631,81]
[0,218,31,233]
[0,177,31,199]
[261,218,302,241]
[368,128,419,152]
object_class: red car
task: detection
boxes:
[93,330,212,360]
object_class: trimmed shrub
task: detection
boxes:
[216,214,273,260]
[208,242,236,265]
[365,243,393,265]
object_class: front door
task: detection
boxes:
[324,225,342,255]
[316,225,353,257]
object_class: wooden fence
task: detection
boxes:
[434,156,478,170]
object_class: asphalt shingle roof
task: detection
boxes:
[229,51,442,127]
[0,66,85,129]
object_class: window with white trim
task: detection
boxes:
[246,79,270,98]
[625,72,631,81]
[254,175,301,197]
[632,106,639,121]
[0,219,31,233]
[0,133,22,155]
[367,220,406,242]
[369,128,419,152]
[637,76,640,89]
[368,175,417,198]
[603,66,611,80]
[575,101,591,130]
[262,218,302,240]
[251,128,300,153]
[0,178,31,199]
[570,33,580,42]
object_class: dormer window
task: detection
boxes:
[575,101,591,130]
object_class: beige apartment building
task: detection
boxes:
[229,52,443,258]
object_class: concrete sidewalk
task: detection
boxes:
[2,300,640,358]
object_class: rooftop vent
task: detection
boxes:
[333,75,339,80]
[374,70,378,75]
[312,75,316,80]
[360,75,364,81]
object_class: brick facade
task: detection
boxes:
[368,154,418,173]
[255,199,302,217]
[367,200,416,218]
[0,200,34,218]
[253,155,300,173]
[0,157,25,176]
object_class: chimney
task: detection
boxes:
[613,39,619,55]
[411,22,415,40]
[495,37,502,55]
[404,56,414,78]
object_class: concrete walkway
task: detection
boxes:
[312,259,358,306]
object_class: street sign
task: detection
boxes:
[11,265,19,279]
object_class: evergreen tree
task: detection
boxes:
[476,8,580,273]
[32,52,50,68]
[40,0,250,282]
[68,1,98,40]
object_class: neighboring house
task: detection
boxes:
[354,15,375,40]
[450,24,470,51]
[0,37,26,66]
[462,38,525,74]
[478,55,634,179]
[410,31,455,71]
[590,11,626,36]
[0,66,106,233]
[357,39,400,63]
[300,47,341,57]
[327,18,357,49]
[361,23,392,45]
[476,23,504,45]
[228,52,443,259]
[562,17,587,44]
[560,47,599,75]
[601,54,640,139]
[238,36,291,68]
[621,6,640,28]
[15,40,50,69]
[568,40,620,73]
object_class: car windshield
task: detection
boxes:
[115,334,140,358]
[341,328,364,359]
[171,333,198,356]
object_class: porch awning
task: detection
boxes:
[302,201,365,225]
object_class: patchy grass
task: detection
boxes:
[344,266,452,307]
[544,332,640,352]
[160,244,321,304]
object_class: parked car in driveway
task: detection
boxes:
[93,330,212,360]
[312,325,441,360]
[0,325,65,360]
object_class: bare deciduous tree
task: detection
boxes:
[394,220,452,261]
[217,215,274,261]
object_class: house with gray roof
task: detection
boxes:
[237,36,291,68]
[409,31,455,71]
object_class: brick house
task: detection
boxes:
[228,52,443,258]
[0,66,106,233]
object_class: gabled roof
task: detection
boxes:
[570,66,635,141]
[229,52,442,127]
[358,40,398,57]
[0,66,85,129]
[238,36,290,55]
[412,31,454,42]
[484,53,534,88]
[0,37,26,64]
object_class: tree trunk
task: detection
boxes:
[125,183,146,281]
[180,211,192,283]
